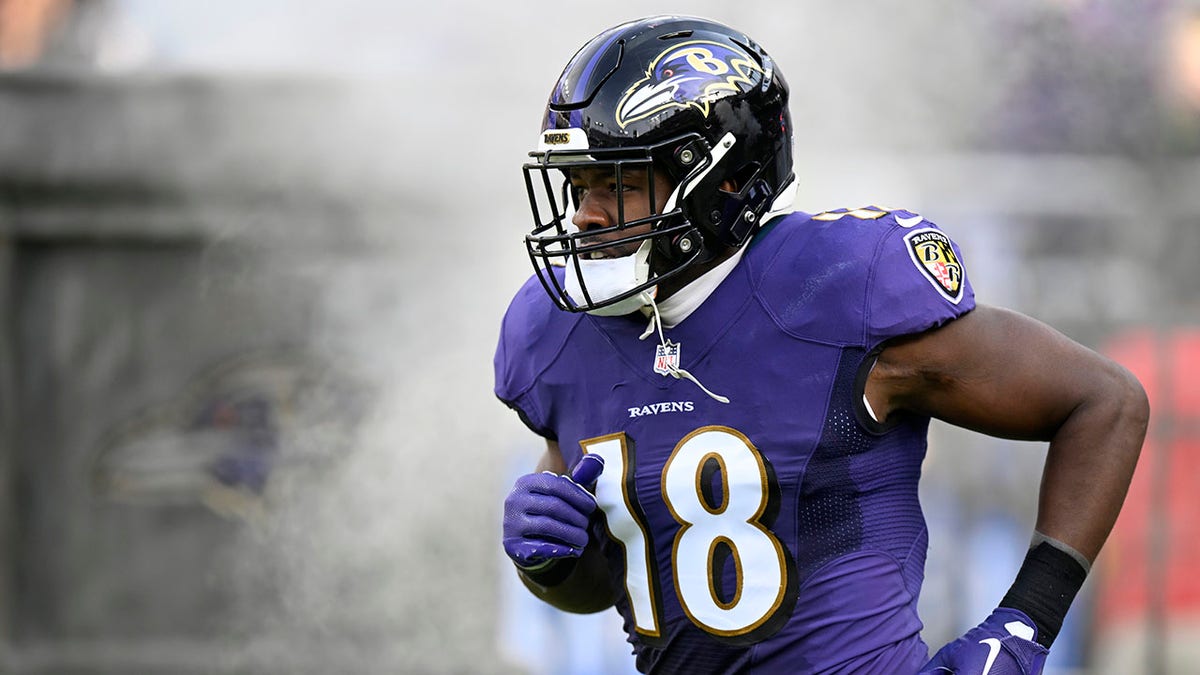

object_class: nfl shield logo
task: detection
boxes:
[654,341,681,375]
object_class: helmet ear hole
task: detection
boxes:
[727,162,763,196]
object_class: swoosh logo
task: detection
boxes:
[979,638,1002,675]
[896,215,924,228]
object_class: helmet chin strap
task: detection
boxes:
[565,240,657,316]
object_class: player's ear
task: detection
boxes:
[720,179,739,193]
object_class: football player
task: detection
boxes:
[496,15,1147,674]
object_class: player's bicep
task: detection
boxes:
[867,305,1108,440]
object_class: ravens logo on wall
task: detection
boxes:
[90,348,368,521]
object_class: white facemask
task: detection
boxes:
[563,240,656,316]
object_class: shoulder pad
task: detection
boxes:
[749,208,974,346]
[493,271,583,434]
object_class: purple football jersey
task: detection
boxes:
[495,208,975,674]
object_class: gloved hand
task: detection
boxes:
[919,607,1049,675]
[502,454,605,570]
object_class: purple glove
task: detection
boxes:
[502,454,605,569]
[920,608,1049,675]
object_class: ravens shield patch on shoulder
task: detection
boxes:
[903,228,965,303]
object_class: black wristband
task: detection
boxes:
[999,541,1088,648]
[517,556,578,587]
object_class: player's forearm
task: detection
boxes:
[990,361,1147,649]
[1035,359,1148,562]
[517,542,617,613]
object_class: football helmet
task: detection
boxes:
[523,15,795,314]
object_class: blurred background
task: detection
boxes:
[0,0,1196,673]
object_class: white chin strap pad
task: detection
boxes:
[564,240,655,315]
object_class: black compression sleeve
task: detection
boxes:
[999,541,1088,648]
[517,556,578,587]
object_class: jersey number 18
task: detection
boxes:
[580,425,796,643]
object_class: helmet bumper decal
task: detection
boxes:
[538,127,591,154]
